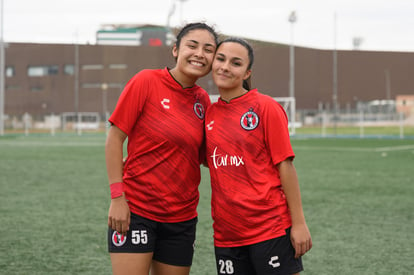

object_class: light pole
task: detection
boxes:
[74,41,80,135]
[101,83,109,135]
[384,69,391,100]
[178,0,188,25]
[384,69,392,115]
[166,0,176,31]
[0,0,5,136]
[332,12,338,135]
[288,11,297,135]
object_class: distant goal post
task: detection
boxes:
[209,95,298,135]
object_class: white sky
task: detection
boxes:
[2,0,414,52]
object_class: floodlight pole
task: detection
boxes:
[101,83,109,136]
[178,0,188,24]
[166,0,176,31]
[384,69,391,100]
[384,69,391,115]
[0,0,5,136]
[166,0,187,32]
[74,41,80,135]
[332,12,338,135]
[288,11,297,135]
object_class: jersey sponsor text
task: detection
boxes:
[210,147,244,169]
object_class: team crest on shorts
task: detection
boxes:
[240,108,259,130]
[194,102,205,119]
[112,231,127,247]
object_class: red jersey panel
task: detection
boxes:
[109,68,211,222]
[205,89,294,247]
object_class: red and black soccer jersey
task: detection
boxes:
[205,89,294,247]
[109,68,211,223]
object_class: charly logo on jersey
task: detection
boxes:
[161,98,170,109]
[268,256,281,268]
[193,102,205,119]
[240,108,259,130]
[112,231,127,247]
[206,120,214,130]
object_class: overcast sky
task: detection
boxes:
[2,0,414,52]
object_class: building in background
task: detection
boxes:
[2,26,414,130]
[96,24,175,46]
[396,95,414,117]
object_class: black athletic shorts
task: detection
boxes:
[108,212,197,266]
[214,228,303,275]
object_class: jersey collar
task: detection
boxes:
[217,89,258,105]
[163,67,199,94]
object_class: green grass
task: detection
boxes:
[295,125,414,137]
[292,138,414,274]
[1,134,413,274]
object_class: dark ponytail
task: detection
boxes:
[243,78,251,90]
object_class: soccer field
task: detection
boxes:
[0,134,413,274]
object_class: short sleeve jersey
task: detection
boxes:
[205,89,294,247]
[109,68,211,223]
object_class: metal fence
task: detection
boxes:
[2,101,414,138]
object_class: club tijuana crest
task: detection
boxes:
[112,231,127,247]
[194,102,205,119]
[240,108,259,130]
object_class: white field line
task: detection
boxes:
[293,146,373,152]
[294,145,414,153]
[0,140,104,147]
[374,145,414,152]
[1,141,413,152]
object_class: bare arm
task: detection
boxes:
[105,125,130,236]
[277,158,312,258]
